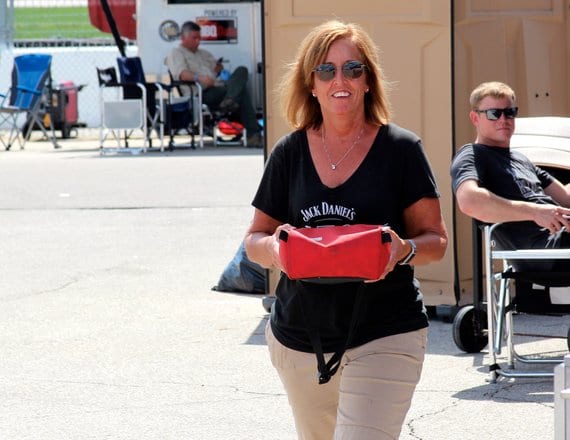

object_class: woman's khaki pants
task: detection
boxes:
[266,323,427,440]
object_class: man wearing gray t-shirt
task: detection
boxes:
[451,81,570,271]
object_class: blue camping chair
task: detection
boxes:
[0,54,60,150]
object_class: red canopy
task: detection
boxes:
[88,0,137,41]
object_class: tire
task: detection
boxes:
[452,305,488,353]
[61,123,71,139]
[261,296,275,313]
[567,326,570,352]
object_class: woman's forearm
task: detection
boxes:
[245,232,277,269]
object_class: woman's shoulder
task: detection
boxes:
[277,129,307,144]
[382,122,421,144]
[376,124,424,159]
[271,130,308,156]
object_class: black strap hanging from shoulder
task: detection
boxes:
[298,282,366,385]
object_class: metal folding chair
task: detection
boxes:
[116,57,165,150]
[0,54,60,150]
[98,57,178,153]
[166,70,208,149]
[97,65,148,154]
[483,224,570,381]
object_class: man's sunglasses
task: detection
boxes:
[475,107,519,120]
[312,61,367,82]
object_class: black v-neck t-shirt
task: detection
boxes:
[252,123,440,352]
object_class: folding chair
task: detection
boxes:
[166,70,209,149]
[482,223,570,382]
[97,65,149,154]
[0,54,60,150]
[98,57,177,153]
[166,69,250,148]
[96,66,118,87]
[116,56,166,151]
[453,117,570,382]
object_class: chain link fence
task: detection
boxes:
[0,0,137,132]
[1,0,263,135]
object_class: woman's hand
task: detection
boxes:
[245,209,288,270]
[365,227,410,282]
[366,198,448,282]
[270,223,295,271]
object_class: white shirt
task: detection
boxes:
[165,45,223,95]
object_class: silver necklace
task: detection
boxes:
[321,125,365,170]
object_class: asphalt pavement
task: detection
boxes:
[0,131,567,439]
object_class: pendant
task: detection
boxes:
[331,164,336,170]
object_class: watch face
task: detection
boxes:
[159,20,180,42]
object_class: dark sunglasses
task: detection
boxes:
[475,107,519,120]
[312,61,367,82]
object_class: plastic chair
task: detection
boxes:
[453,117,570,382]
[0,54,60,150]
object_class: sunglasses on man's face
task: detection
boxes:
[312,61,367,82]
[475,107,519,121]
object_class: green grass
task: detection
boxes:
[15,7,112,40]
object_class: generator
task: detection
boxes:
[48,81,86,138]
[25,80,86,139]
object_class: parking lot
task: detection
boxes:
[0,134,566,439]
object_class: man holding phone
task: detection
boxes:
[165,20,263,148]
[451,81,570,271]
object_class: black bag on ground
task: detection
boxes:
[213,241,266,293]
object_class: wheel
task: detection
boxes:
[452,305,488,353]
[61,123,71,139]
[261,296,275,313]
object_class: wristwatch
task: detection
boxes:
[398,239,417,265]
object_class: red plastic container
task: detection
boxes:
[59,80,78,125]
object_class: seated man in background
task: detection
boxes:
[165,20,263,148]
[450,81,570,271]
